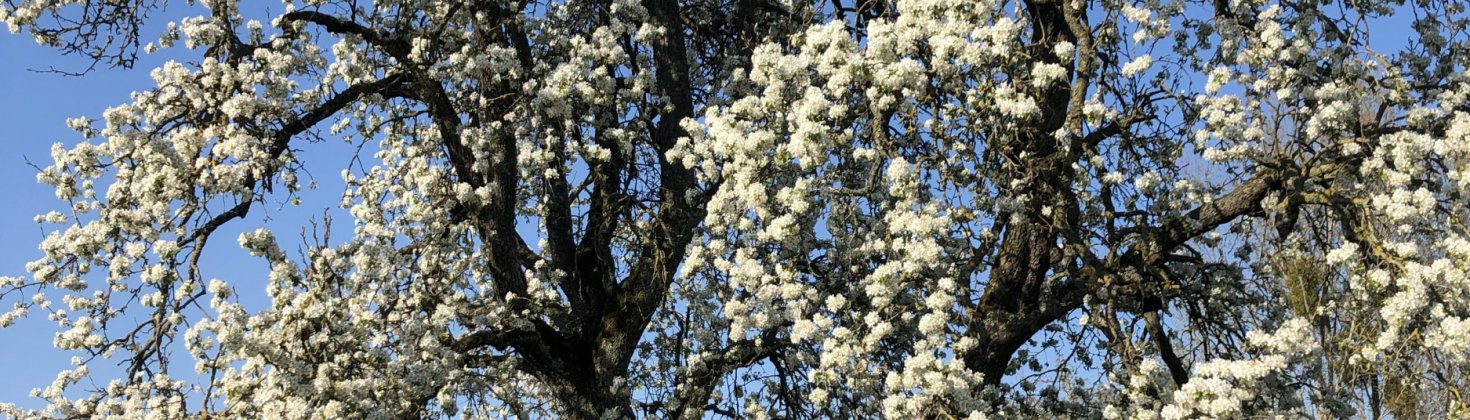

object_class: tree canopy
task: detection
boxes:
[4,0,1470,418]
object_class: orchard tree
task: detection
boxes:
[4,0,1470,418]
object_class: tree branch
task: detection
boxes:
[669,330,784,420]
[279,11,410,58]
[1156,173,1281,253]
[1145,310,1190,386]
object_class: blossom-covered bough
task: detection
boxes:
[3,0,1470,417]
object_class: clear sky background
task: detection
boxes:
[0,9,320,407]
[0,31,166,408]
[0,1,466,407]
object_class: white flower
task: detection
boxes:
[1325,242,1359,265]
[1122,54,1153,77]
[1134,171,1161,190]
[1031,62,1069,87]
[1053,41,1075,59]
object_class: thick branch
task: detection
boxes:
[1156,173,1281,253]
[180,73,408,250]
[279,11,410,58]
[596,0,704,381]
[1145,311,1190,386]
[272,73,410,158]
[669,332,783,420]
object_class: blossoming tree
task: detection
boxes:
[4,0,1470,417]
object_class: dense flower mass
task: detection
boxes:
[3,0,1470,418]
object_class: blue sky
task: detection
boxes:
[0,5,404,407]
[0,32,160,407]
[0,16,301,408]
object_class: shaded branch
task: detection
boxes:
[1145,310,1190,386]
[669,330,784,420]
[279,11,410,58]
[1156,173,1281,253]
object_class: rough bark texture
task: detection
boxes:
[265,0,1300,413]
[959,0,1289,389]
